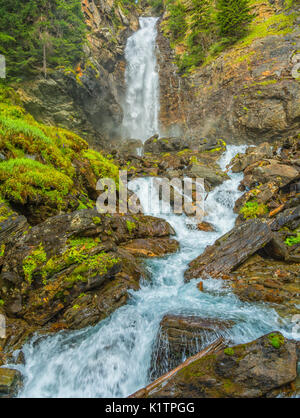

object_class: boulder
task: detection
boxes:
[0,368,23,398]
[230,142,273,173]
[120,238,179,258]
[185,219,273,280]
[149,315,234,381]
[144,136,190,154]
[0,209,176,346]
[133,333,298,398]
[185,164,229,188]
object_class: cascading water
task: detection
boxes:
[14,145,297,398]
[122,17,160,142]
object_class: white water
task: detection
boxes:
[14,145,296,398]
[122,17,160,142]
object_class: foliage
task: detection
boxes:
[268,333,284,349]
[285,232,300,247]
[224,347,235,356]
[0,87,119,215]
[0,0,86,80]
[126,220,136,233]
[240,200,268,219]
[23,243,47,284]
[216,0,253,42]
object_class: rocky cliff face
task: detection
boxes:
[157,1,300,145]
[18,0,139,149]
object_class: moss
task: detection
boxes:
[224,347,235,356]
[92,216,101,225]
[0,299,4,306]
[285,232,300,246]
[0,244,5,257]
[268,333,284,349]
[23,243,47,284]
[240,200,268,219]
[0,158,73,207]
[126,220,136,234]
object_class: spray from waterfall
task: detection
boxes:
[122,17,160,142]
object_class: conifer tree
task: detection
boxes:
[216,0,253,41]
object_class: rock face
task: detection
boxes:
[20,0,140,148]
[134,333,298,398]
[157,2,300,145]
[0,368,23,398]
[149,315,234,381]
[185,219,273,281]
[0,209,177,359]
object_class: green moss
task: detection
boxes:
[268,333,284,349]
[92,216,101,225]
[0,244,5,257]
[23,243,47,284]
[285,232,300,246]
[126,220,136,234]
[0,299,4,306]
[224,347,235,356]
[0,158,73,207]
[81,149,119,185]
[240,200,268,219]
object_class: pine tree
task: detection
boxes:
[216,0,253,42]
[0,0,86,80]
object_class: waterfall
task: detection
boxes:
[14,146,295,398]
[122,17,160,142]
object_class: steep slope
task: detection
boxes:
[157,0,300,144]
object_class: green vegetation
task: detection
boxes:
[268,333,284,349]
[285,232,300,247]
[0,0,87,80]
[224,347,235,356]
[163,0,253,73]
[0,86,119,217]
[216,0,252,42]
[126,220,136,234]
[163,0,296,74]
[240,200,268,219]
[0,299,4,307]
[23,243,47,284]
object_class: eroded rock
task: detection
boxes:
[149,315,234,381]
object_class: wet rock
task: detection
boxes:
[0,368,23,398]
[135,333,298,398]
[197,221,216,232]
[185,164,229,188]
[120,238,179,258]
[149,315,234,381]
[227,254,300,317]
[0,209,176,345]
[144,136,190,154]
[185,219,273,280]
[230,143,273,173]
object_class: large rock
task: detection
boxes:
[133,333,298,398]
[0,368,23,398]
[149,315,234,381]
[120,238,179,258]
[0,209,176,351]
[185,219,273,280]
